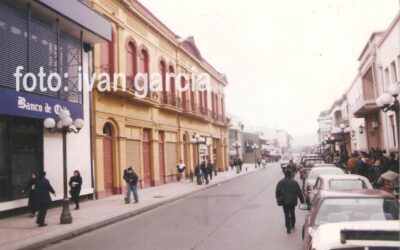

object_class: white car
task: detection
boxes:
[311,220,400,250]
[309,174,373,205]
[304,167,345,203]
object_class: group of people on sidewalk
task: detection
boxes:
[194,160,217,185]
[122,159,218,204]
[229,156,243,172]
[23,170,82,227]
[346,150,399,192]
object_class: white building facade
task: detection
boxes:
[0,0,111,212]
[318,11,400,156]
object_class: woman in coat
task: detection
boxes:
[69,170,82,210]
[22,171,38,217]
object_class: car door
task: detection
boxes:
[303,197,322,249]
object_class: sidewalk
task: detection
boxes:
[0,164,260,250]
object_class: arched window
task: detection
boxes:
[168,65,176,106]
[181,76,187,109]
[126,41,137,89]
[103,123,113,136]
[160,60,167,103]
[190,78,195,111]
[138,48,150,97]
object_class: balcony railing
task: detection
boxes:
[160,92,182,108]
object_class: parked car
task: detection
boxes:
[311,220,400,250]
[303,167,345,204]
[300,154,319,166]
[301,189,399,250]
[309,174,373,206]
[299,158,325,180]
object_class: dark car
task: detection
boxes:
[299,158,325,180]
[301,189,399,250]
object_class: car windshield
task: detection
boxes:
[310,168,344,179]
[314,198,399,226]
[281,155,292,161]
[329,179,366,190]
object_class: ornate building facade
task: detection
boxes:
[89,0,229,197]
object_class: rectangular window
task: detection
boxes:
[0,3,83,104]
[390,61,397,83]
[384,67,390,89]
[390,115,396,147]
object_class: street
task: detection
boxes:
[44,163,306,250]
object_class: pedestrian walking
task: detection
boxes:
[34,171,56,227]
[261,158,267,169]
[22,171,38,217]
[123,167,139,204]
[207,160,213,180]
[229,158,234,171]
[275,169,305,234]
[189,170,194,182]
[69,170,82,210]
[194,164,202,185]
[176,160,186,182]
[200,161,209,184]
[213,163,218,176]
[238,158,243,172]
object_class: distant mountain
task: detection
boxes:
[292,134,317,147]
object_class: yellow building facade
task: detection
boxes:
[89,0,229,197]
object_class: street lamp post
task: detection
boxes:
[190,133,206,185]
[43,109,84,224]
[376,82,400,173]
[251,144,259,169]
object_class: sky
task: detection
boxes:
[140,0,399,145]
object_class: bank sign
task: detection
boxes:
[0,87,84,120]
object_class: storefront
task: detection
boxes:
[0,0,111,212]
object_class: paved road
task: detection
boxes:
[45,163,306,250]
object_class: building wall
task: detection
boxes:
[90,0,228,196]
[320,12,400,156]
[377,14,400,153]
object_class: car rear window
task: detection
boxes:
[281,155,292,161]
[305,160,324,166]
[314,198,399,226]
[329,179,366,190]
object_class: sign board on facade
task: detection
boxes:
[0,87,84,120]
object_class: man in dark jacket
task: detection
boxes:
[285,160,297,175]
[207,160,214,180]
[275,169,305,234]
[35,171,55,227]
[200,161,209,184]
[123,167,139,204]
[356,152,369,178]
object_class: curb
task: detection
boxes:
[18,169,260,250]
